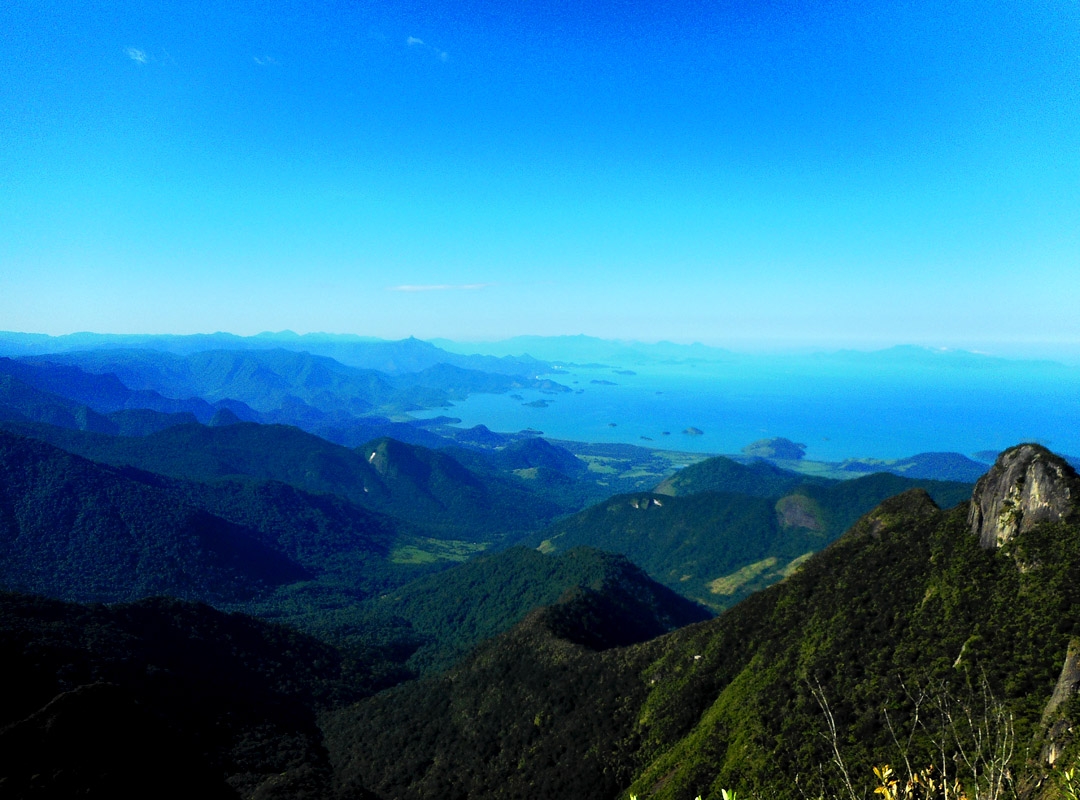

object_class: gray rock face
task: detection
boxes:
[1040,638,1080,766]
[968,444,1077,549]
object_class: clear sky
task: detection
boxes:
[2,0,1078,354]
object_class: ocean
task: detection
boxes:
[416,357,1080,462]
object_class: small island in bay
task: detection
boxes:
[591,379,617,385]
[523,399,550,408]
[683,426,704,436]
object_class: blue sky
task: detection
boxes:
[2,0,1078,354]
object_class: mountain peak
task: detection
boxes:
[968,443,1078,549]
[207,407,241,427]
[847,487,941,538]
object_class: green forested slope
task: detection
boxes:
[364,546,711,674]
[654,454,827,497]
[326,446,1080,800]
[0,430,307,603]
[324,589,675,800]
[0,420,561,540]
[621,480,1080,799]
[534,471,972,611]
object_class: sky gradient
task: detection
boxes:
[2,1,1078,354]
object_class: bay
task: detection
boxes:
[416,356,1080,462]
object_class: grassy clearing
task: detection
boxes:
[390,539,487,565]
[708,558,779,595]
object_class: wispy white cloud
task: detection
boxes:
[253,55,279,67]
[406,35,448,62]
[388,283,494,292]
[125,47,148,64]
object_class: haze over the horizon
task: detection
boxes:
[2,1,1078,354]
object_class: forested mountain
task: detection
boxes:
[21,348,432,416]
[0,430,306,603]
[654,454,830,498]
[4,420,1080,798]
[362,546,711,675]
[325,445,1080,800]
[0,538,712,797]
[0,372,119,432]
[0,336,573,454]
[535,467,972,610]
[0,420,563,541]
[836,450,993,482]
[0,417,714,697]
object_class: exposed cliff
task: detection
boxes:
[1040,638,1080,768]
[968,444,1078,550]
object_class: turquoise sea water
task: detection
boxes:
[416,359,1080,462]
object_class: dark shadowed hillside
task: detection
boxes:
[0,420,562,540]
[0,430,306,603]
[0,592,367,798]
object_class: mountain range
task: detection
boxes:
[2,331,1079,799]
[326,445,1080,800]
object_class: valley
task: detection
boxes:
[0,332,1078,799]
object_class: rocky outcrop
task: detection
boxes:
[775,494,823,531]
[1040,638,1080,766]
[968,445,1078,550]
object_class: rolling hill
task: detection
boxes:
[0,430,305,603]
[0,420,563,541]
[534,469,972,611]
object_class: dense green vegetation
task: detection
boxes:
[327,455,1080,800]
[534,469,972,611]
[362,546,711,674]
[0,430,308,603]
[4,418,1080,799]
[0,425,711,697]
[325,594,663,800]
[0,420,565,541]
[654,454,831,498]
